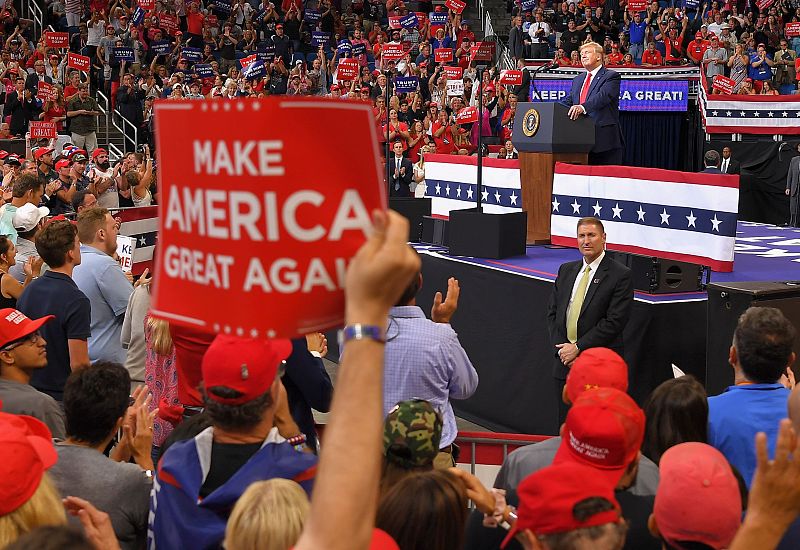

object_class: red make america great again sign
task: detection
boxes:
[152,98,386,338]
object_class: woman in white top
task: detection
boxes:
[128,147,154,207]
[412,145,431,198]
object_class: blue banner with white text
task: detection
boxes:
[530,79,689,112]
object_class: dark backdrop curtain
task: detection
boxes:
[620,111,688,170]
[705,139,792,225]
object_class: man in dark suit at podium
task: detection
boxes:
[721,146,740,175]
[561,42,624,166]
[547,217,633,423]
[388,141,412,197]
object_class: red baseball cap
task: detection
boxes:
[695,31,703,38]
[33,147,54,160]
[91,147,108,159]
[655,443,742,549]
[565,347,628,403]
[553,387,645,487]
[201,335,292,405]
[0,150,8,160]
[0,412,57,515]
[55,158,72,171]
[501,462,621,548]
[0,308,53,348]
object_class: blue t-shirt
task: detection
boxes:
[708,383,789,487]
[748,53,773,80]
[18,271,91,400]
[629,20,648,45]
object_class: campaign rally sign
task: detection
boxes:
[67,52,91,71]
[684,0,700,8]
[304,9,320,22]
[138,0,155,9]
[256,50,275,62]
[240,53,258,68]
[394,76,419,93]
[29,121,57,139]
[257,43,276,58]
[756,0,774,9]
[382,43,406,61]
[160,13,180,34]
[470,42,496,62]
[447,79,464,96]
[44,31,69,48]
[520,0,536,10]
[443,65,463,79]
[213,0,232,14]
[445,0,466,13]
[337,58,359,79]
[352,42,366,56]
[113,47,135,61]
[435,48,454,63]
[400,12,418,29]
[116,236,137,273]
[429,12,448,25]
[337,40,353,56]
[243,60,266,79]
[36,80,56,101]
[499,70,523,85]
[786,22,800,37]
[415,12,428,24]
[152,97,385,337]
[312,31,330,46]
[628,0,647,11]
[530,79,689,111]
[151,40,171,55]
[456,106,478,124]
[195,63,214,77]
[182,47,202,61]
[388,15,402,29]
[132,6,145,25]
[712,75,736,94]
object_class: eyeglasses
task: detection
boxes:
[1,331,42,351]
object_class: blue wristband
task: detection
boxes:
[338,324,386,347]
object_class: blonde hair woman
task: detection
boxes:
[144,314,179,457]
[413,145,430,198]
[0,414,66,547]
[224,479,310,550]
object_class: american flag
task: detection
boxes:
[424,154,523,217]
[114,206,158,275]
[698,73,800,135]
[551,163,739,272]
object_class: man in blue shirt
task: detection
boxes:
[748,44,775,92]
[625,10,648,64]
[708,306,796,487]
[18,220,91,401]
[73,207,139,365]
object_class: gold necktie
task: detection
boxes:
[567,266,591,343]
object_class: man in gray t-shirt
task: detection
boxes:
[0,308,65,439]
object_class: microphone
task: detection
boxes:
[540,60,560,71]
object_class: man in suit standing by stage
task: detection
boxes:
[720,147,740,175]
[546,217,633,423]
[702,150,722,173]
[561,42,624,166]
[388,141,412,197]
[787,143,800,227]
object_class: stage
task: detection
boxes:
[412,221,800,436]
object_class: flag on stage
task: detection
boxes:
[115,206,158,275]
[551,163,739,272]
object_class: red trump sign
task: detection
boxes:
[152,98,386,338]
[67,53,91,71]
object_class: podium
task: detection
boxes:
[512,102,595,244]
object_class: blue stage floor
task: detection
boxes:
[415,221,800,304]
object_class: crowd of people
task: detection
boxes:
[3,1,800,550]
[507,0,800,94]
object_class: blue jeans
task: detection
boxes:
[629,43,644,64]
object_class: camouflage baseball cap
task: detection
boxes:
[384,399,443,469]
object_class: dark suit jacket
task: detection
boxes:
[721,158,741,175]
[702,167,722,173]
[561,66,623,153]
[388,155,413,197]
[507,25,526,60]
[514,68,530,102]
[24,73,53,93]
[546,254,634,380]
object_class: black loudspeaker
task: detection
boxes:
[448,209,528,259]
[606,251,708,294]
[706,282,800,396]
[420,216,450,246]
[389,197,431,242]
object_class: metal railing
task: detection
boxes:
[96,90,111,151]
[115,111,138,154]
[455,431,552,476]
[21,0,43,41]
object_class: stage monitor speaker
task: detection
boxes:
[420,216,450,246]
[706,282,800,396]
[448,210,528,259]
[606,251,707,294]
[389,197,431,242]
